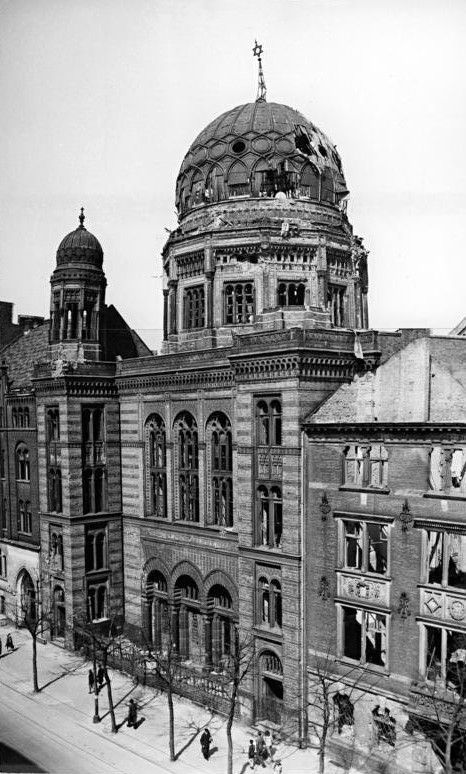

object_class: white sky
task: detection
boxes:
[1,0,466,350]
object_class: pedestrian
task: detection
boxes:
[248,739,256,770]
[97,664,105,688]
[255,730,266,764]
[5,633,14,651]
[0,636,2,657]
[264,730,273,760]
[273,760,282,774]
[88,668,95,694]
[127,698,138,728]
[200,727,212,760]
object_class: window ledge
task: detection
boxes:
[423,491,466,501]
[336,569,392,582]
[335,656,390,676]
[339,485,390,495]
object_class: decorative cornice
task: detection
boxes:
[413,518,466,533]
[304,422,466,442]
[117,369,234,394]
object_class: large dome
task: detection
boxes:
[175,101,348,215]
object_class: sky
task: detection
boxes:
[1,0,466,350]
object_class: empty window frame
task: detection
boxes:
[343,445,388,489]
[224,283,255,324]
[277,282,305,307]
[87,583,108,622]
[183,286,205,330]
[85,527,107,572]
[145,415,167,518]
[256,485,282,549]
[16,445,30,481]
[176,413,199,522]
[423,624,466,694]
[256,398,282,446]
[341,519,389,576]
[424,530,466,590]
[328,284,347,327]
[429,447,466,494]
[50,530,64,571]
[209,413,233,527]
[17,499,32,534]
[258,577,282,628]
[82,406,106,514]
[341,605,388,668]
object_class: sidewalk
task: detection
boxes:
[0,628,347,774]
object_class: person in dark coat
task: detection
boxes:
[127,698,138,728]
[248,739,256,769]
[88,669,95,693]
[5,633,14,651]
[0,636,2,656]
[200,728,212,760]
[97,664,105,688]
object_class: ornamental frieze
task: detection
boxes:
[337,572,390,607]
[420,587,466,623]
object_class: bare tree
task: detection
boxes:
[219,629,256,774]
[18,584,53,693]
[406,659,465,774]
[73,611,122,733]
[307,649,381,774]
[141,615,178,761]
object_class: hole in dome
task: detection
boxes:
[232,140,246,154]
[318,144,328,157]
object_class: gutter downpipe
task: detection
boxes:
[299,428,308,747]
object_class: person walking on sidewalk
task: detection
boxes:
[200,727,212,760]
[97,664,105,689]
[0,636,2,656]
[88,669,95,694]
[248,739,256,769]
[127,698,138,728]
[5,633,14,651]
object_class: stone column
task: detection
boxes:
[162,289,169,340]
[179,604,188,658]
[203,614,212,669]
[168,280,178,335]
[205,272,214,329]
[171,604,180,655]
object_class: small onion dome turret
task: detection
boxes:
[176,101,348,216]
[56,208,103,269]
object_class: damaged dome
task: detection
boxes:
[175,101,348,216]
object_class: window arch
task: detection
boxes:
[205,165,225,202]
[258,577,282,628]
[87,583,108,621]
[50,530,64,571]
[145,415,167,518]
[85,527,107,572]
[227,161,249,197]
[256,485,282,549]
[145,569,169,650]
[224,282,255,325]
[173,573,201,661]
[16,445,30,481]
[207,584,235,668]
[300,163,319,199]
[256,399,282,446]
[175,413,199,522]
[207,413,233,527]
[258,649,283,723]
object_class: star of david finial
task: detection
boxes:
[79,207,85,228]
[252,40,267,102]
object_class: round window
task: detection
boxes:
[232,140,246,154]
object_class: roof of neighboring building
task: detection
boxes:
[1,321,50,391]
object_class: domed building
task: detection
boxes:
[162,91,368,354]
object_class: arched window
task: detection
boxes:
[224,282,255,324]
[47,408,60,441]
[256,485,282,549]
[85,527,107,572]
[53,585,66,638]
[259,650,283,723]
[12,408,18,428]
[205,165,225,202]
[87,583,108,621]
[48,468,62,512]
[256,399,282,446]
[145,570,169,650]
[145,415,167,518]
[277,282,305,307]
[227,162,249,197]
[175,413,199,522]
[300,163,319,199]
[174,574,201,661]
[23,407,30,428]
[321,169,334,202]
[207,584,235,668]
[50,531,64,571]
[257,578,282,628]
[183,286,205,329]
[208,413,233,527]
[16,445,30,481]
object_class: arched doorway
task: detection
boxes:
[145,570,169,652]
[173,574,201,663]
[17,570,36,625]
[206,584,235,670]
[258,650,284,724]
[53,586,66,639]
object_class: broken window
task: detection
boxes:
[429,446,466,493]
[342,606,387,667]
[294,125,315,156]
[424,624,466,693]
[256,485,282,549]
[277,282,305,307]
[224,282,255,324]
[183,286,205,330]
[343,445,388,489]
[342,519,389,576]
[425,530,466,589]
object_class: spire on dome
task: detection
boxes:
[253,40,267,102]
[79,206,85,228]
